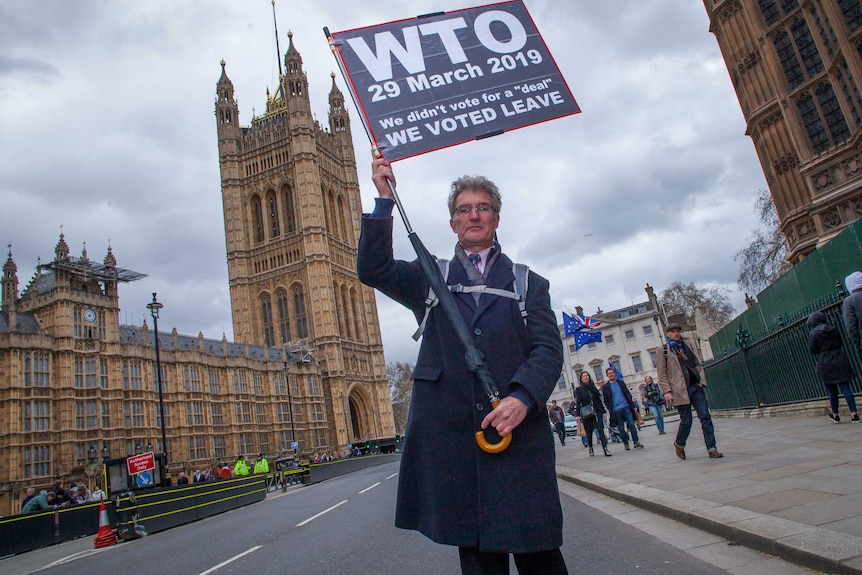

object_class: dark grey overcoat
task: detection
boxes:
[357,216,564,553]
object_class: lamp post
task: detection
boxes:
[283,360,297,457]
[147,293,168,464]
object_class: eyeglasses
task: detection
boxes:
[454,203,495,216]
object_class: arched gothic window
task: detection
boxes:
[267,191,280,238]
[283,185,296,233]
[252,195,264,243]
[294,285,309,339]
[277,289,291,344]
[261,294,275,347]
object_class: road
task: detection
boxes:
[3,461,810,575]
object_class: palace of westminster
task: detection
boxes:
[0,32,393,514]
[6,1,862,515]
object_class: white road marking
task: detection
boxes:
[197,545,262,575]
[385,472,399,480]
[296,500,348,527]
[44,548,108,567]
[359,482,380,494]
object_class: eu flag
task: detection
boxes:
[574,330,602,351]
[562,312,580,338]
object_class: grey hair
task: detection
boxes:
[448,175,502,216]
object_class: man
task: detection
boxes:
[254,452,270,474]
[358,158,567,575]
[601,367,643,450]
[656,323,722,460]
[842,271,862,355]
[233,455,250,477]
[20,487,36,512]
[22,490,67,513]
[641,375,666,435]
[548,400,566,446]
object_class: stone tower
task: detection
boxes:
[215,33,393,447]
[704,1,862,262]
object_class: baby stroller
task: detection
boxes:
[607,425,622,444]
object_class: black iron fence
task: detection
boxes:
[704,289,862,410]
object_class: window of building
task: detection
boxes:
[75,401,85,429]
[187,402,205,426]
[837,60,862,127]
[239,432,255,455]
[277,289,291,344]
[568,344,577,353]
[798,82,850,153]
[102,402,110,428]
[255,403,268,424]
[85,356,97,388]
[311,428,327,448]
[759,0,800,26]
[234,370,249,394]
[214,435,226,459]
[236,402,252,424]
[252,195,264,243]
[307,375,322,396]
[279,431,293,451]
[74,356,83,388]
[819,81,851,143]
[775,30,805,89]
[267,191,280,238]
[184,366,201,392]
[87,400,98,428]
[292,403,304,423]
[211,403,224,426]
[631,354,644,373]
[99,358,108,389]
[124,360,142,390]
[274,372,288,395]
[792,18,824,79]
[625,329,635,340]
[283,185,296,233]
[840,0,862,32]
[156,403,171,429]
[649,349,658,368]
[189,436,207,460]
[124,401,145,428]
[277,403,291,423]
[592,364,604,382]
[153,364,167,393]
[294,285,309,339]
[812,2,837,59]
[261,294,275,347]
[24,445,51,479]
[25,400,50,431]
[208,369,221,394]
[587,342,597,349]
[310,403,325,422]
[619,310,630,318]
[643,324,653,336]
[258,433,270,455]
[253,372,264,396]
[24,352,50,387]
[557,373,567,391]
[605,334,615,345]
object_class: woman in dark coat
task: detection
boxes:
[571,372,611,456]
[807,311,860,423]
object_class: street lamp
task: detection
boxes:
[283,360,297,457]
[88,445,97,464]
[102,443,110,461]
[147,293,168,463]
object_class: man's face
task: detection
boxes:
[606,369,616,381]
[449,189,499,251]
[667,328,682,341]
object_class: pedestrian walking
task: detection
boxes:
[641,375,666,435]
[657,322,722,460]
[549,400,566,446]
[807,311,860,424]
[571,372,611,456]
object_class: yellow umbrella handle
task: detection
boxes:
[474,400,513,454]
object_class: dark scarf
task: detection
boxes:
[666,338,689,361]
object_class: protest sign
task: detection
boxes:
[329,0,580,161]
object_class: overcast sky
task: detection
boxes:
[0,0,766,365]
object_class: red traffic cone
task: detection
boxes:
[93,500,117,548]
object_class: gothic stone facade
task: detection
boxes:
[214,33,393,455]
[704,0,862,261]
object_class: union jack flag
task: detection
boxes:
[562,312,603,337]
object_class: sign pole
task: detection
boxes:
[324,26,511,454]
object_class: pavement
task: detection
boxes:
[554,409,862,575]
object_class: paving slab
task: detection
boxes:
[555,413,862,575]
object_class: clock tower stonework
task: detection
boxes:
[215,33,393,447]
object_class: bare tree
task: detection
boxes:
[659,281,735,330]
[387,361,414,436]
[734,189,791,295]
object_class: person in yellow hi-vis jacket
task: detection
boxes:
[233,455,250,476]
[253,452,269,474]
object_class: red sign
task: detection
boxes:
[127,452,156,475]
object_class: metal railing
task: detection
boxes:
[704,290,862,410]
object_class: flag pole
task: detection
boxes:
[324,27,511,454]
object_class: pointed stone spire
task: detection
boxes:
[55,228,70,261]
[104,242,117,267]
[328,71,349,134]
[2,243,19,311]
[80,241,89,263]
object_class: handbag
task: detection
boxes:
[576,418,586,437]
[579,403,596,420]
